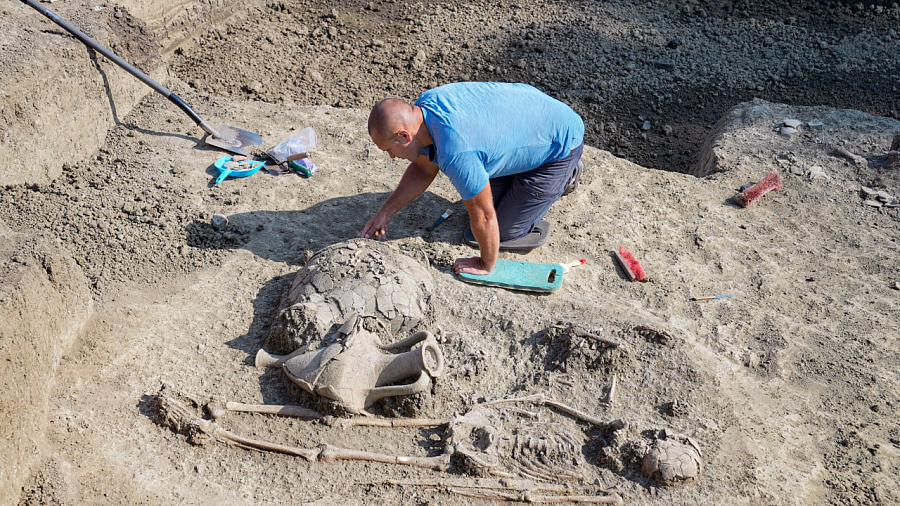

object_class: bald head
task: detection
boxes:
[368,98,417,141]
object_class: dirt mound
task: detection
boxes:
[0,225,92,504]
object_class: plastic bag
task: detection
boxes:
[266,126,318,164]
[266,126,318,177]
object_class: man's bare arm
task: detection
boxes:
[453,184,499,274]
[362,156,439,238]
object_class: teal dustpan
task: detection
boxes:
[214,156,265,185]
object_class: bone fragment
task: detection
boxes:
[604,375,618,406]
[158,390,448,471]
[323,416,449,429]
[225,402,323,419]
[448,487,625,504]
[512,460,559,482]
[519,459,582,483]
[484,394,625,431]
[381,477,572,493]
[833,146,867,166]
[212,422,449,470]
[317,444,450,471]
[551,322,623,348]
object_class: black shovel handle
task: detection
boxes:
[21,0,220,138]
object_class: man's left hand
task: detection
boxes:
[453,256,492,276]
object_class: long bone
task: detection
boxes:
[208,400,448,428]
[212,401,324,420]
[448,487,625,504]
[157,390,450,471]
[480,393,626,431]
[381,478,625,505]
[216,393,623,431]
[164,389,626,488]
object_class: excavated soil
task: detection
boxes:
[2,1,899,505]
[170,0,900,172]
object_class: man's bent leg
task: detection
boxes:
[489,175,514,209]
[493,144,583,241]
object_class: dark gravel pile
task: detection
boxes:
[0,120,235,296]
[171,0,900,172]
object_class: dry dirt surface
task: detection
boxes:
[1,1,900,505]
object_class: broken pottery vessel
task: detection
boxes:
[256,316,444,415]
[267,239,434,353]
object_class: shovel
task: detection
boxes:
[21,0,262,156]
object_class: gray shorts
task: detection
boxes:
[489,143,584,241]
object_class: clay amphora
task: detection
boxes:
[256,316,444,414]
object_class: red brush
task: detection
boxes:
[614,246,647,282]
[734,171,783,207]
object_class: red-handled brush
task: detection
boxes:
[734,171,782,207]
[561,258,587,272]
[614,246,647,282]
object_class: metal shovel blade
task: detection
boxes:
[205,125,263,156]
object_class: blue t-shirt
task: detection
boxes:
[414,82,584,200]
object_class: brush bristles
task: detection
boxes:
[618,246,647,282]
[735,171,783,207]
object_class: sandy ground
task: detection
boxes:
[2,1,900,505]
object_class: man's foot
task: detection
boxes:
[563,160,583,196]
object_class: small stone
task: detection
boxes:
[642,120,652,131]
[864,199,883,207]
[411,49,427,69]
[860,186,879,198]
[807,119,824,128]
[662,124,673,136]
[780,126,797,136]
[808,165,829,180]
[875,190,893,202]
[667,38,682,49]
[654,58,676,70]
[783,118,802,128]
[211,214,229,230]
[886,151,899,169]
[790,165,804,176]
